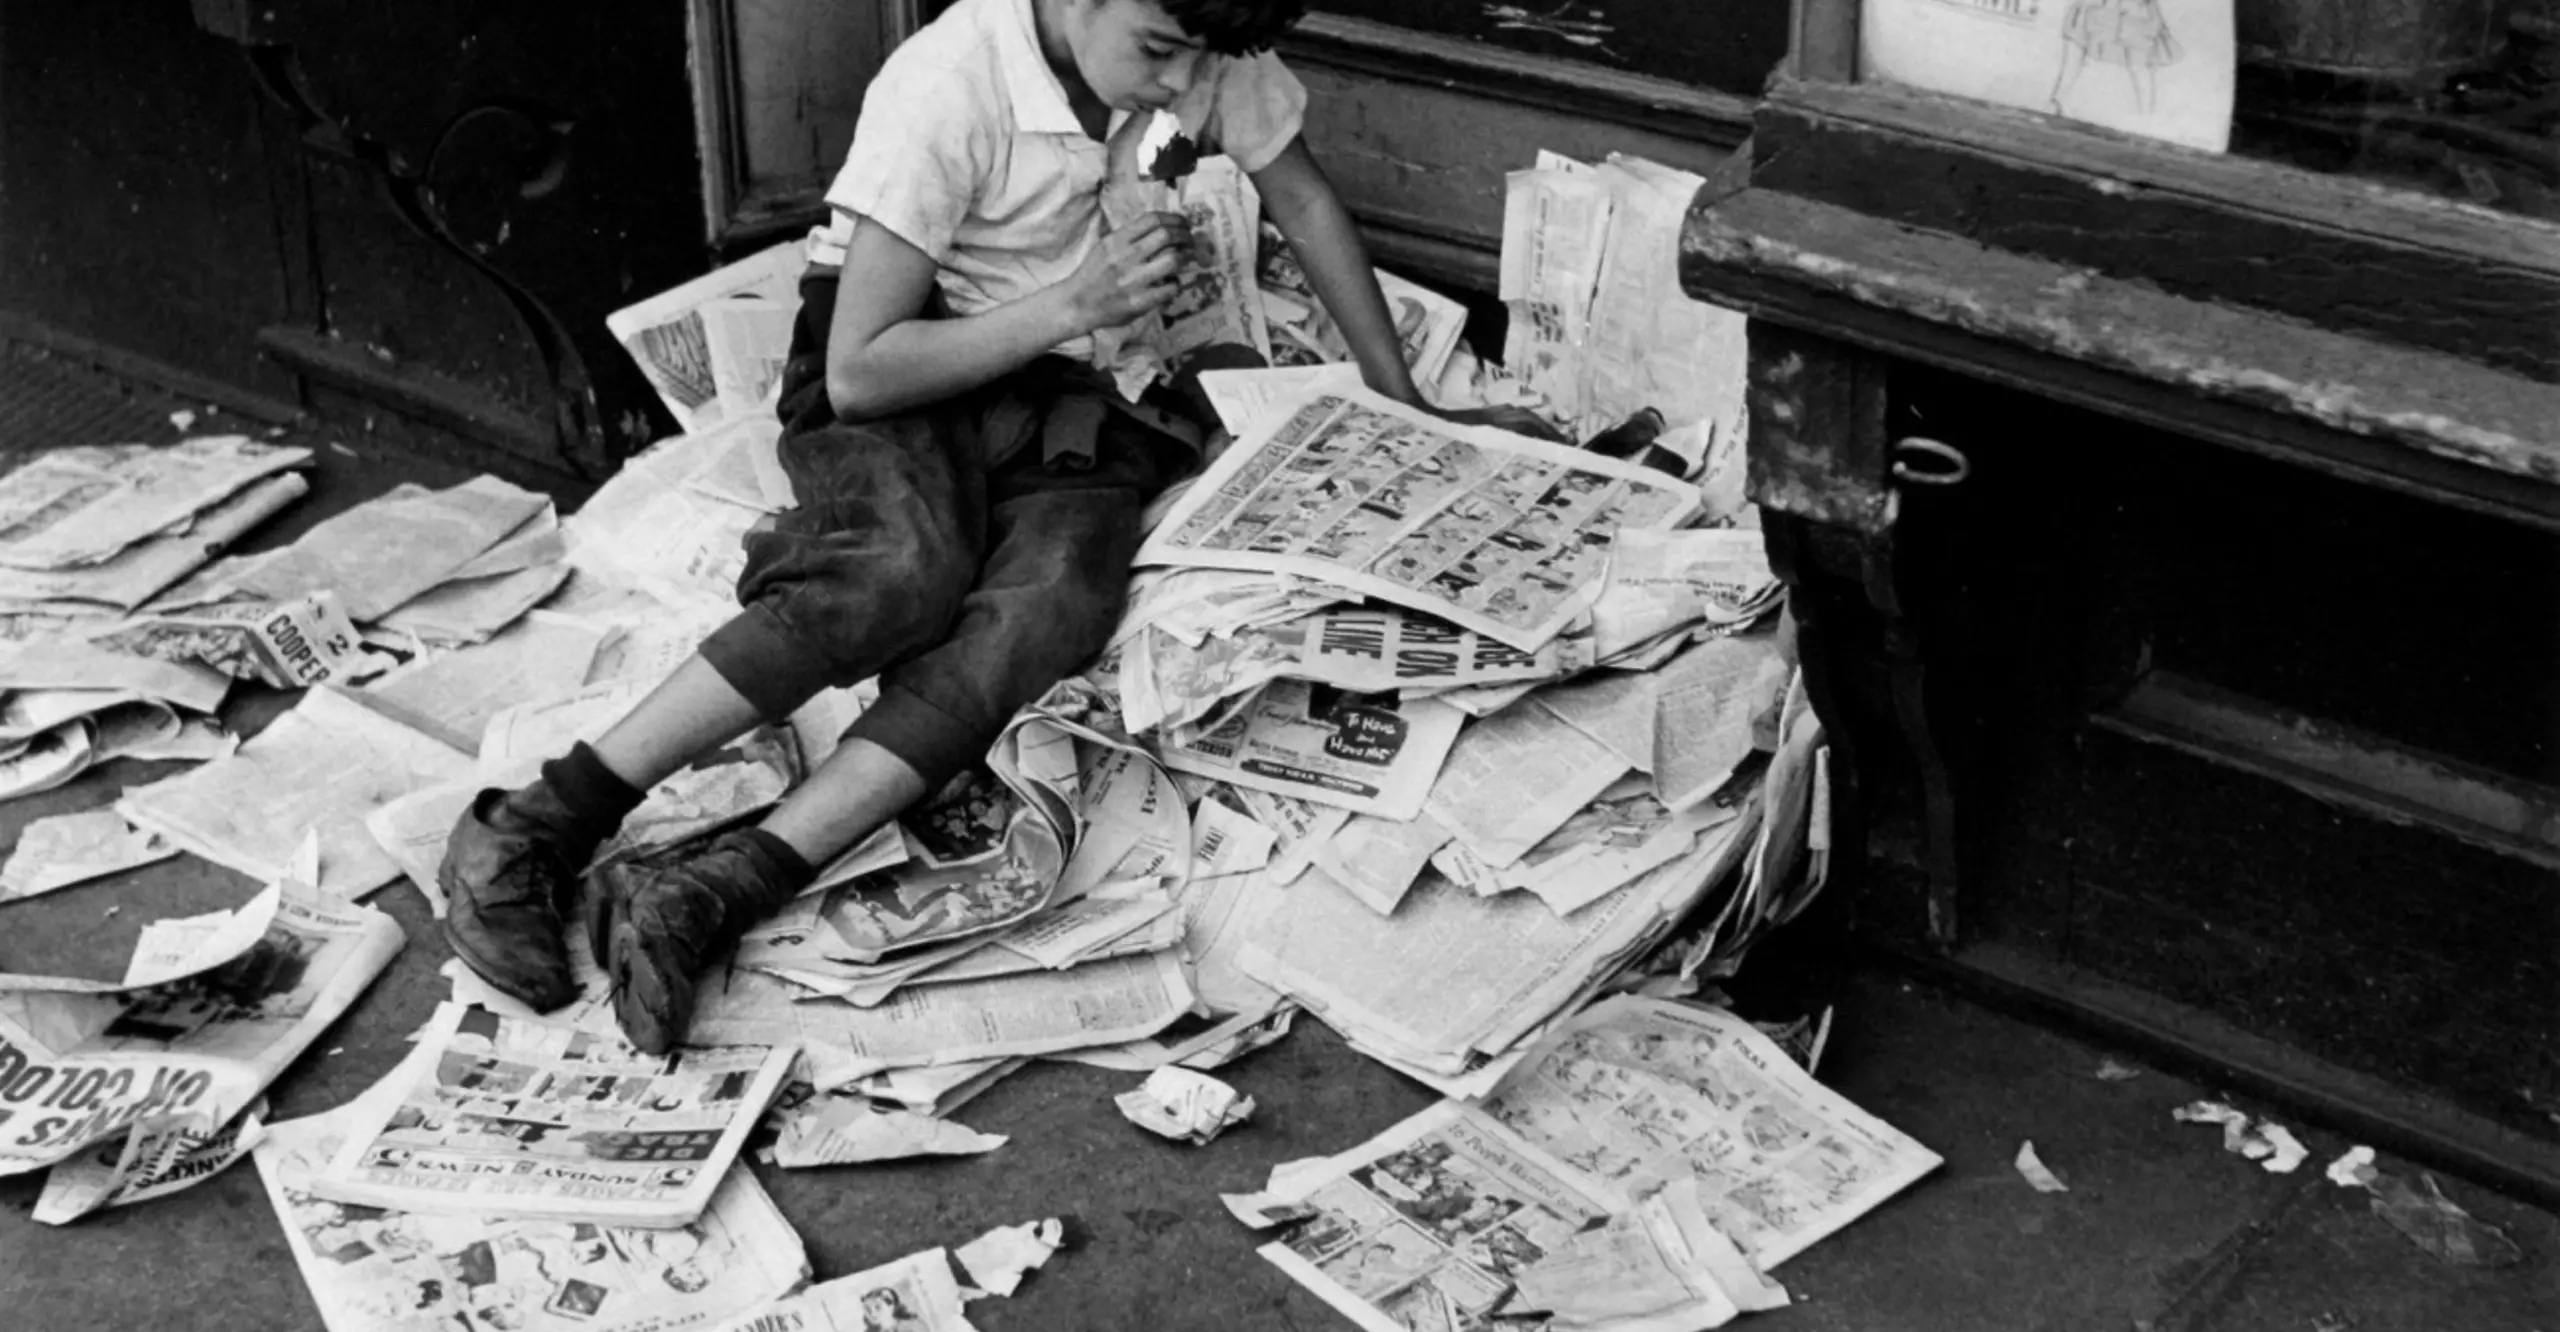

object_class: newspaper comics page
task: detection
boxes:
[258,1110,807,1332]
[309,1003,794,1226]
[1255,1101,1611,1332]
[1138,389,1699,650]
[1473,996,1941,1267]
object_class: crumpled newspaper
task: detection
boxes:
[955,1217,1064,1298]
[2173,1100,2307,1173]
[1114,1067,1254,1146]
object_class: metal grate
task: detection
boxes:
[0,342,243,460]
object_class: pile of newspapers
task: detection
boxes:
[0,142,1933,1332]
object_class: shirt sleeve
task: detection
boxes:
[823,56,992,264]
[1200,51,1308,175]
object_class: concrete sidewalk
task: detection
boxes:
[0,346,2550,1331]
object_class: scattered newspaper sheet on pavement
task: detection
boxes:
[0,874,403,1177]
[307,1002,794,1226]
[259,1108,808,1332]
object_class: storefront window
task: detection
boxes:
[1853,0,2554,219]
[1310,0,1795,98]
[2229,3,2555,219]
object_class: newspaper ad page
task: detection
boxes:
[1474,996,1942,1266]
[606,239,805,436]
[688,951,1195,1085]
[259,1108,808,1332]
[119,685,473,898]
[0,877,404,1176]
[0,436,310,570]
[308,1003,794,1225]
[1121,605,1579,739]
[1140,389,1699,651]
[1157,679,1467,821]
[706,1246,974,1332]
[1251,1100,1613,1332]
[87,589,377,689]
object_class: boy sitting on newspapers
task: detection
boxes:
[438,0,1529,1053]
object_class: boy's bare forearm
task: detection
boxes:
[829,288,1085,421]
[1258,142,1421,405]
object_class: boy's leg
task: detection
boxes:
[442,401,985,1015]
[598,415,1176,1053]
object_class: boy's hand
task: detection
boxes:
[1069,211,1195,331]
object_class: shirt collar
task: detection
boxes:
[992,0,1086,136]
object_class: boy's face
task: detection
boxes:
[1062,0,1208,112]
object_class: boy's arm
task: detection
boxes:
[825,213,1192,421]
[1250,137,1422,407]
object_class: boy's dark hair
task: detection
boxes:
[1160,0,1308,56]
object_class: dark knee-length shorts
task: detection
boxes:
[696,273,1191,789]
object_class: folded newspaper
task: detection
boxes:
[0,871,404,1178]
[258,1107,809,1332]
[303,1002,795,1226]
[0,435,310,571]
[607,239,804,437]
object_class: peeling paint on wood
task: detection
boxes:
[1685,190,2560,491]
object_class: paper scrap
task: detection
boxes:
[1114,1067,1254,1145]
[768,1097,1008,1169]
[2325,1145,2377,1189]
[2014,1140,2070,1193]
[954,1217,1064,1299]
[2173,1100,2306,1173]
[0,810,178,903]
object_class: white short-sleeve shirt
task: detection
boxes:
[806,0,1307,361]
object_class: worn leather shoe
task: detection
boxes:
[592,829,809,1055]
[439,783,609,1012]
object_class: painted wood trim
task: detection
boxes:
[1683,189,2560,526]
[2096,670,2560,873]
[1765,76,2560,276]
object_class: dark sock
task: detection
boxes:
[730,827,817,892]
[535,742,647,842]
